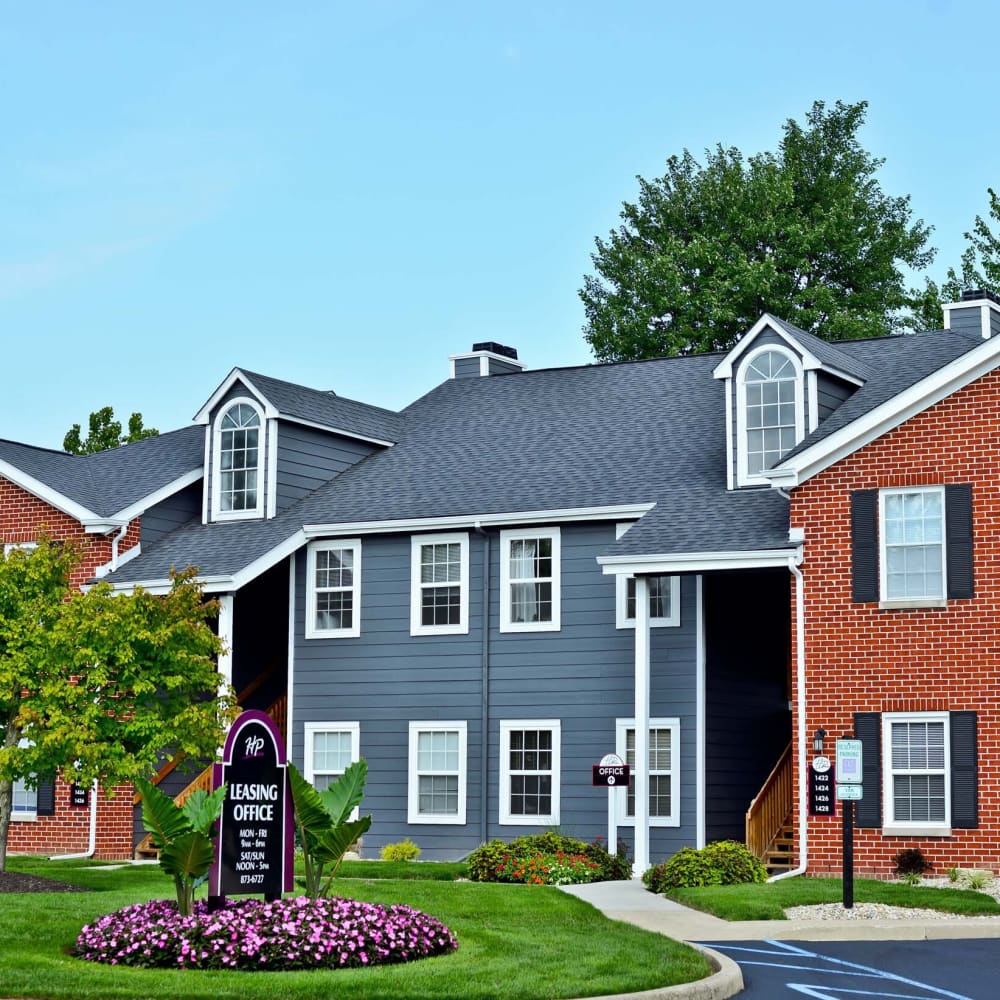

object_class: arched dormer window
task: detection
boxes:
[213,399,264,518]
[736,347,804,486]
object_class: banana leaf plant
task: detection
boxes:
[136,777,227,916]
[288,759,372,898]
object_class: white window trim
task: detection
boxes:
[881,711,951,837]
[614,524,680,629]
[407,721,468,825]
[878,486,947,606]
[211,396,266,522]
[410,533,470,636]
[499,719,560,825]
[499,526,561,633]
[615,718,680,827]
[11,776,37,822]
[304,721,361,821]
[305,539,362,639]
[735,344,805,487]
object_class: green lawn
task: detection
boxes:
[664,876,1000,921]
[0,857,710,1000]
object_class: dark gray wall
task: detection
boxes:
[703,569,791,843]
[815,372,855,423]
[453,357,482,378]
[141,482,202,545]
[275,422,378,512]
[948,305,985,338]
[291,522,701,862]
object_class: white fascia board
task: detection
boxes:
[192,368,279,424]
[277,414,396,448]
[302,503,656,538]
[713,314,822,379]
[0,457,101,525]
[764,334,1000,488]
[598,547,800,575]
[93,574,235,596]
[109,467,203,523]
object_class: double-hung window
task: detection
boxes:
[499,720,560,825]
[410,534,469,635]
[214,399,264,518]
[408,722,467,824]
[306,539,362,638]
[616,719,680,826]
[11,778,37,821]
[882,712,950,833]
[304,722,360,792]
[614,525,680,628]
[880,487,945,603]
[500,527,560,632]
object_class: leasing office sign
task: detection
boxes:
[210,710,293,899]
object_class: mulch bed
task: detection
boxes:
[0,870,89,893]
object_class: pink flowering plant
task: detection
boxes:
[75,895,457,971]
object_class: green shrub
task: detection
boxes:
[893,847,932,876]
[643,847,722,892]
[381,838,421,862]
[701,840,768,885]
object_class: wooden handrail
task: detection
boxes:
[133,662,283,802]
[745,742,793,860]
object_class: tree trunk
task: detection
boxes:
[0,777,12,873]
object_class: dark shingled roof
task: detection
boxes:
[239,370,402,443]
[767,315,873,381]
[104,324,995,585]
[0,425,204,518]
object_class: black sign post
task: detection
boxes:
[210,710,293,902]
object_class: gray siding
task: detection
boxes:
[991,308,1000,340]
[815,372,855,423]
[275,422,378,512]
[292,522,701,861]
[140,482,202,545]
[453,357,481,378]
[948,305,984,338]
[486,357,521,376]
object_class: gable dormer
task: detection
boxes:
[195,374,277,523]
[713,314,867,489]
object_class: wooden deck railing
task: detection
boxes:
[745,742,792,861]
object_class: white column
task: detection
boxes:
[633,575,650,878]
[217,593,234,694]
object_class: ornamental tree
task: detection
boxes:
[0,540,236,871]
[581,100,935,360]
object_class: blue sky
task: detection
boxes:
[2,0,997,447]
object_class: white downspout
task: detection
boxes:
[50,780,98,861]
[109,522,128,573]
[632,575,651,878]
[770,551,807,882]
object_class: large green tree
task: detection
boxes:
[0,541,236,870]
[581,100,935,361]
[63,406,158,454]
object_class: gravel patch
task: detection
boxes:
[786,875,1000,921]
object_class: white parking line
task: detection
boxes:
[705,940,975,1000]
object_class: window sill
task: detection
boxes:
[11,813,36,823]
[499,816,559,826]
[616,818,680,828]
[499,622,561,634]
[878,599,947,611]
[882,825,951,838]
[407,814,467,825]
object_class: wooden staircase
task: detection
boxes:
[134,690,287,860]
[745,741,797,876]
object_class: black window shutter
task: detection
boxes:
[36,776,56,816]
[851,490,878,603]
[950,710,978,829]
[945,484,974,600]
[853,712,882,827]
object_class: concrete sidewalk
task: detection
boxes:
[561,877,1000,942]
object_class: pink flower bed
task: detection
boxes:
[76,895,458,971]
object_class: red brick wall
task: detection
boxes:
[790,367,1000,876]
[1,476,139,859]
